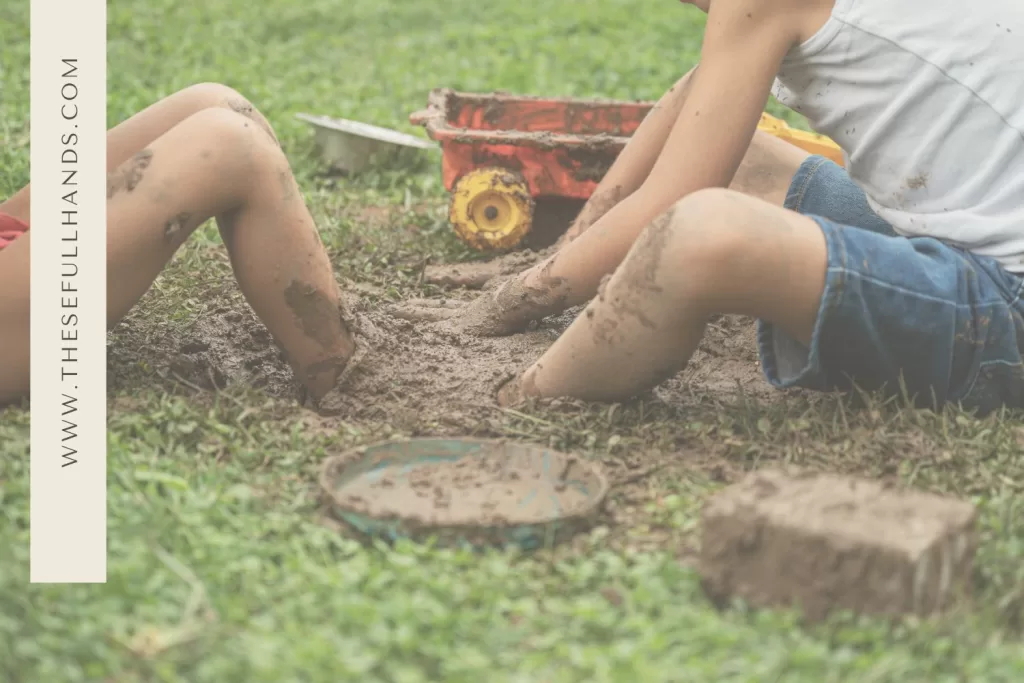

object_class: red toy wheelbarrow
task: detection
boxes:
[411,88,843,252]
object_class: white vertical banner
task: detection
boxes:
[30,0,108,582]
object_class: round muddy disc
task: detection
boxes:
[320,438,608,550]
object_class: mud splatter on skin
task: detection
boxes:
[496,366,539,407]
[278,169,297,202]
[107,149,153,199]
[586,208,673,346]
[227,96,280,146]
[163,212,191,243]
[564,184,624,242]
[284,281,346,350]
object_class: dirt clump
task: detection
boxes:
[698,469,978,623]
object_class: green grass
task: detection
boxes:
[2,1,1023,681]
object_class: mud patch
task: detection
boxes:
[669,314,773,402]
[324,293,574,427]
[227,96,279,145]
[284,280,344,350]
[107,149,153,199]
[424,248,552,289]
[163,212,191,244]
[108,274,778,427]
[108,299,297,397]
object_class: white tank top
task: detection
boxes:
[772,0,1024,274]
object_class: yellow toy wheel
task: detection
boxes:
[449,168,535,251]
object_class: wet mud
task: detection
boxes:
[108,279,771,427]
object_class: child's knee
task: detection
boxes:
[179,83,279,145]
[168,108,286,190]
[197,107,278,152]
[652,189,754,283]
[180,82,238,104]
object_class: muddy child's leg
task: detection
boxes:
[105,107,354,400]
[513,183,1024,411]
[503,189,827,403]
[0,106,354,405]
[0,83,275,223]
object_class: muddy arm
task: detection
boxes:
[481,0,802,330]
[559,66,698,244]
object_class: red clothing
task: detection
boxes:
[0,212,29,250]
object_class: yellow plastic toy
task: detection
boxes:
[758,112,845,166]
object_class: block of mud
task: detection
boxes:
[698,469,977,622]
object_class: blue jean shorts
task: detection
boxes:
[758,155,1024,413]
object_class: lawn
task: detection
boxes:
[2,1,1023,681]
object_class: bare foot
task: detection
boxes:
[300,321,368,416]
[496,368,539,407]
[496,375,525,407]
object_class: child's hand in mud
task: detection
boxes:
[423,245,557,290]
[394,264,572,336]
[389,284,531,337]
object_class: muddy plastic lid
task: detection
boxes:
[320,438,608,551]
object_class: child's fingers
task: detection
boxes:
[388,299,462,322]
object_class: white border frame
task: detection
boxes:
[30,0,108,583]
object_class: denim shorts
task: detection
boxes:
[758,155,1024,413]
